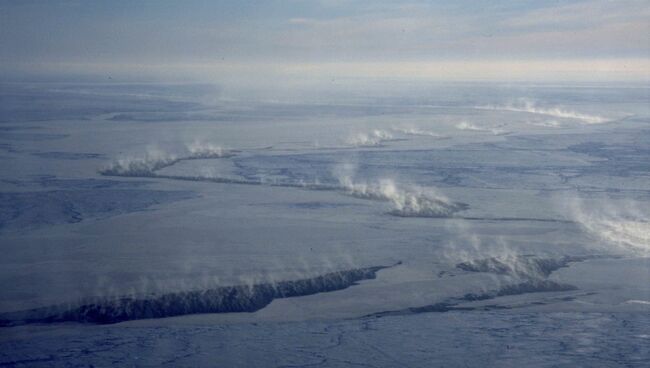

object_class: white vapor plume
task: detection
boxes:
[478,99,610,124]
[101,147,177,177]
[392,126,446,138]
[186,140,228,158]
[101,141,231,176]
[567,197,650,254]
[441,221,577,284]
[455,121,510,135]
[333,163,466,217]
[527,119,562,128]
[443,220,515,262]
[345,129,393,147]
[455,121,484,131]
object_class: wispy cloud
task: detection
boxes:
[499,0,650,30]
[1,0,648,82]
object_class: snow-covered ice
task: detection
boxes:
[0,82,648,367]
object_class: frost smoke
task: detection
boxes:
[100,141,232,177]
[101,148,178,177]
[567,198,650,254]
[0,264,395,325]
[456,255,586,280]
[478,99,611,125]
[455,121,510,135]
[186,141,228,158]
[392,126,446,138]
[333,164,467,217]
[345,130,393,147]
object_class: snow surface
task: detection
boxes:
[0,82,648,367]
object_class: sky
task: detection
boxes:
[1,0,648,83]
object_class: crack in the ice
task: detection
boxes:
[0,263,399,326]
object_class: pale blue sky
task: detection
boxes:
[1,0,648,82]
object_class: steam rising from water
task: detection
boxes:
[102,146,467,219]
[0,264,396,325]
[101,148,177,177]
[101,141,231,176]
[455,121,483,132]
[455,121,509,135]
[333,164,467,217]
[443,220,546,276]
[186,140,227,158]
[478,99,610,125]
[345,130,393,147]
[457,255,585,280]
[568,198,650,254]
[392,126,446,139]
[441,220,588,300]
[527,119,562,128]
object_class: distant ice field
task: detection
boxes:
[0,82,648,366]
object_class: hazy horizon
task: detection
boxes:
[1,0,648,85]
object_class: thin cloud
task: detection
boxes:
[0,0,648,82]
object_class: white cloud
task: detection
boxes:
[500,0,650,30]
